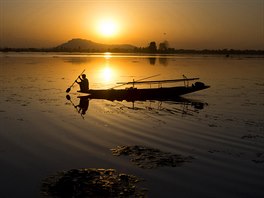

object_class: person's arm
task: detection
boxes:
[75,76,82,84]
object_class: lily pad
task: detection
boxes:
[41,168,146,197]
[111,145,194,169]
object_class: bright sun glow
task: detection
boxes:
[98,20,118,37]
[101,67,112,82]
[104,52,112,59]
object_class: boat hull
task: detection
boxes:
[80,84,210,101]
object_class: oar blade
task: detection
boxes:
[66,94,71,100]
[66,87,71,93]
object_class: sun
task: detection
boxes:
[97,20,118,37]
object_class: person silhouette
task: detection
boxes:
[76,74,89,92]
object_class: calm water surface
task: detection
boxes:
[0,53,263,197]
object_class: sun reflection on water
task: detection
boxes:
[101,67,112,82]
[103,52,112,59]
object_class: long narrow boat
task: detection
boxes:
[78,78,210,101]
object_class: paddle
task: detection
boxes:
[66,69,85,93]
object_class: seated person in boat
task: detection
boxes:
[76,74,89,92]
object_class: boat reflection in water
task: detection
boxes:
[66,94,207,118]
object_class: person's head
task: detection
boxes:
[82,74,86,79]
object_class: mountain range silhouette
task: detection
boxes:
[55,38,135,51]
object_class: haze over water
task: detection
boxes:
[0,52,263,197]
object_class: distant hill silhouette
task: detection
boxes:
[55,38,136,52]
[1,38,263,54]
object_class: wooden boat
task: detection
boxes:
[78,77,210,102]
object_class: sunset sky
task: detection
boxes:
[0,0,263,49]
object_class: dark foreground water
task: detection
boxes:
[0,52,263,197]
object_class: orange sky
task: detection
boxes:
[0,0,263,49]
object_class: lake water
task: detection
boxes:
[0,52,263,197]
